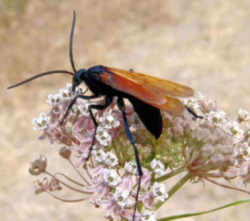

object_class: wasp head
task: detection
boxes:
[72,69,87,93]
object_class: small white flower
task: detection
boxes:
[124,161,137,175]
[99,111,120,129]
[78,102,90,116]
[59,83,83,100]
[74,85,83,95]
[150,159,165,177]
[103,169,121,187]
[230,121,243,134]
[96,126,112,146]
[152,182,168,202]
[227,121,244,142]
[238,108,250,122]
[114,187,130,208]
[71,104,79,115]
[32,113,50,131]
[104,152,118,167]
[141,209,157,221]
[129,124,137,132]
[240,142,250,161]
[59,88,73,100]
[208,111,226,125]
[93,148,106,163]
[46,93,62,106]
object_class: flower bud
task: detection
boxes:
[59,146,71,159]
[29,155,47,176]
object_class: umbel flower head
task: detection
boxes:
[30,84,250,221]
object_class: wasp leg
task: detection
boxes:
[185,105,203,119]
[83,96,113,159]
[117,97,142,221]
[61,94,98,124]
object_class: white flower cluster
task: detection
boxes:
[93,148,107,163]
[238,108,250,122]
[103,168,121,187]
[96,127,112,146]
[32,113,50,131]
[99,110,120,129]
[46,83,82,106]
[124,161,137,175]
[93,148,118,167]
[150,159,166,177]
[152,182,169,202]
[96,111,120,146]
[31,84,250,221]
[114,188,132,208]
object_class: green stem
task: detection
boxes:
[155,173,192,210]
[155,167,185,183]
[158,199,250,221]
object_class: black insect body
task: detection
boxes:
[71,65,163,138]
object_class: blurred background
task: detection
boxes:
[1,0,250,220]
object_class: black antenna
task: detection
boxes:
[7,12,79,90]
[69,11,77,73]
[7,70,74,89]
[7,11,78,90]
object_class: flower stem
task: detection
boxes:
[155,167,185,183]
[45,171,92,194]
[54,172,86,187]
[205,177,250,195]
[46,191,87,202]
[68,158,91,185]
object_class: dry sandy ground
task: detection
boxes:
[1,0,250,220]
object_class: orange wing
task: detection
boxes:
[100,66,194,115]
[106,67,194,97]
